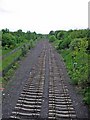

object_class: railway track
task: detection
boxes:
[48,46,77,119]
[9,42,77,120]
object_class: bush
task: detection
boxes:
[21,44,27,56]
[2,33,16,48]
[30,40,34,48]
[58,37,71,49]
[49,35,57,42]
[69,38,88,52]
[57,31,66,40]
[83,88,90,105]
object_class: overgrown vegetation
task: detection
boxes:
[48,29,90,106]
[2,28,43,87]
[1,28,90,107]
[2,29,38,50]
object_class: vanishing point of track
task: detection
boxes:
[9,41,77,120]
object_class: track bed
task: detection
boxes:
[2,40,89,120]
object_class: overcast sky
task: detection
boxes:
[0,0,89,34]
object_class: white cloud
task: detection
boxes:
[0,0,89,34]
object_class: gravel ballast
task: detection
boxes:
[2,40,89,119]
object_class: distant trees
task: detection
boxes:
[2,28,39,49]
[55,29,88,50]
[49,30,55,35]
[2,28,9,33]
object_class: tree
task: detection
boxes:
[2,33,16,48]
[57,31,66,40]
[2,28,9,34]
[49,31,55,35]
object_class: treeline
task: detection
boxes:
[2,28,42,50]
[2,28,43,86]
[48,29,90,106]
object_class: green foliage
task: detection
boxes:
[2,28,44,87]
[56,31,66,40]
[49,30,55,35]
[30,39,34,48]
[49,35,57,42]
[52,39,60,49]
[58,37,72,49]
[69,38,88,51]
[61,37,88,87]
[3,49,21,70]
[2,28,39,70]
[2,28,9,33]
[2,33,16,48]
[2,28,39,50]
[49,29,89,106]
[83,88,90,105]
[21,44,27,56]
[2,62,19,87]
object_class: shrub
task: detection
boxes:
[49,35,56,42]
[58,37,71,49]
[21,44,27,56]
